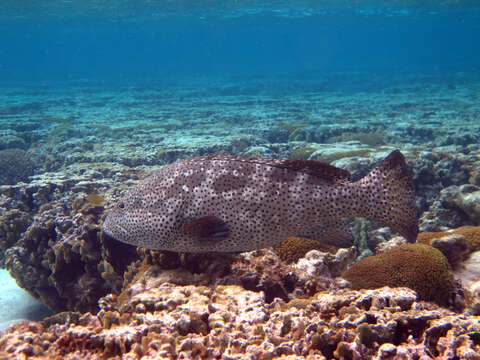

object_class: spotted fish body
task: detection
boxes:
[102,150,418,252]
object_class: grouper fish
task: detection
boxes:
[102,150,418,252]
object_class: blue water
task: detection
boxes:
[1,1,479,83]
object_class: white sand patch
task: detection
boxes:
[0,269,52,331]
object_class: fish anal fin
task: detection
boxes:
[180,216,229,241]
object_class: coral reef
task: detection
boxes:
[342,243,454,306]
[1,73,480,359]
[0,149,34,185]
[1,283,479,359]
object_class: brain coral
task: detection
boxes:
[0,148,34,185]
[275,236,336,264]
[342,243,454,306]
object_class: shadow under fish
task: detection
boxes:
[102,150,418,253]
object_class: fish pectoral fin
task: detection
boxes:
[179,215,230,242]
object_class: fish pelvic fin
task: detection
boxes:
[355,150,418,242]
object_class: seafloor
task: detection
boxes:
[0,71,479,359]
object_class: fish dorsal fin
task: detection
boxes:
[274,159,351,183]
[188,155,351,184]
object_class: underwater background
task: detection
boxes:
[0,0,480,358]
[2,0,480,82]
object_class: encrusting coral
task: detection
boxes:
[342,243,454,306]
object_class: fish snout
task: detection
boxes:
[102,212,129,241]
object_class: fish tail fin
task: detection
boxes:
[356,150,418,242]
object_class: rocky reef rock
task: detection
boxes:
[295,248,356,280]
[418,226,480,262]
[442,184,480,223]
[410,147,480,232]
[454,250,480,314]
[420,184,480,232]
[455,251,480,290]
[1,283,479,360]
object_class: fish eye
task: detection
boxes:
[118,202,125,209]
